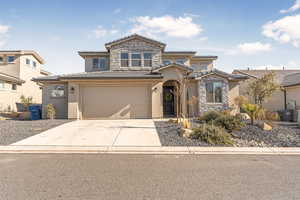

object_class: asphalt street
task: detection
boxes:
[0,154,299,200]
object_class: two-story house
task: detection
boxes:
[34,34,247,119]
[0,50,50,112]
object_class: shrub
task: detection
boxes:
[199,111,223,122]
[264,111,280,121]
[20,95,33,111]
[199,110,245,132]
[234,95,249,108]
[241,103,262,125]
[213,115,245,132]
[190,124,234,145]
[46,104,56,119]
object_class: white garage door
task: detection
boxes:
[82,85,151,119]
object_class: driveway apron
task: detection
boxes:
[11,120,161,146]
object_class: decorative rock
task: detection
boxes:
[182,128,193,138]
[257,121,273,131]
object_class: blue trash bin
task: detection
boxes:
[29,105,42,120]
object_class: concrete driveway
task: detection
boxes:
[11,120,161,146]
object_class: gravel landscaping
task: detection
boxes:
[0,120,72,145]
[154,120,300,147]
[232,121,300,147]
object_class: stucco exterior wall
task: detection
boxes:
[42,83,68,119]
[187,81,199,117]
[0,82,19,111]
[0,54,21,77]
[109,38,161,71]
[198,75,229,114]
[286,86,300,110]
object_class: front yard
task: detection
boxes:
[155,120,300,147]
[0,120,71,145]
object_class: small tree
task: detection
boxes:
[46,104,56,119]
[20,95,33,111]
[247,72,279,105]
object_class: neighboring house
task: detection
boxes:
[233,69,300,112]
[0,50,50,112]
[34,34,247,119]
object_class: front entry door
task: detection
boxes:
[163,86,175,116]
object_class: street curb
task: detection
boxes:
[0,146,300,154]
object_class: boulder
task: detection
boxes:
[257,121,273,131]
[181,128,193,138]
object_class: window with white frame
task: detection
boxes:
[26,58,30,65]
[206,82,223,103]
[51,85,65,98]
[7,56,15,63]
[0,81,5,89]
[121,53,129,67]
[92,58,107,69]
[143,53,152,67]
[131,53,141,67]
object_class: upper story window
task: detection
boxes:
[191,64,208,71]
[163,59,172,65]
[7,56,15,63]
[51,85,65,98]
[143,53,152,67]
[26,58,30,65]
[206,82,223,103]
[93,58,107,69]
[33,61,37,68]
[131,53,141,67]
[176,59,186,65]
[121,53,129,67]
[0,57,3,63]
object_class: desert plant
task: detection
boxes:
[46,104,56,119]
[20,95,33,111]
[199,110,223,122]
[234,95,249,108]
[241,103,263,125]
[264,111,280,121]
[190,124,234,145]
[213,115,246,132]
[182,118,191,129]
[247,72,279,105]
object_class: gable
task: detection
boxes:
[105,34,166,50]
[109,38,163,51]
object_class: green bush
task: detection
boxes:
[199,111,245,132]
[190,124,234,145]
[213,115,245,132]
[199,111,223,122]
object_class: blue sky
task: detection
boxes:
[0,0,299,74]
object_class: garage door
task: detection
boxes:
[82,85,150,119]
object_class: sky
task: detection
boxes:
[0,0,299,74]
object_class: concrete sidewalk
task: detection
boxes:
[1,146,300,155]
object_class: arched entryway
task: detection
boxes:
[163,80,180,117]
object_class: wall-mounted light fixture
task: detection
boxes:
[70,86,75,94]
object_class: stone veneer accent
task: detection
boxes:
[109,39,161,71]
[198,75,229,114]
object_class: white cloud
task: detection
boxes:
[129,15,203,38]
[237,42,272,54]
[0,25,10,48]
[92,26,119,39]
[262,14,300,47]
[280,0,300,13]
[113,8,121,14]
